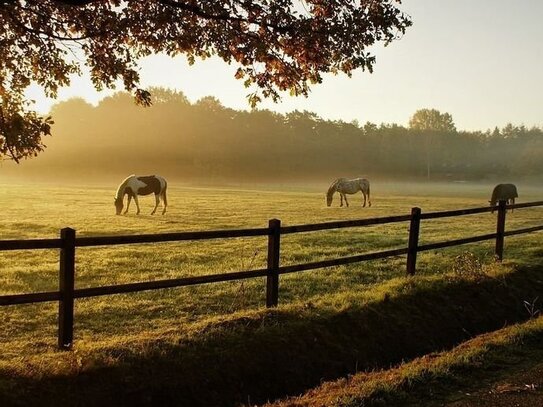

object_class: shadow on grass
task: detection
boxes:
[2,265,543,407]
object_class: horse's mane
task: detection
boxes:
[327,178,345,196]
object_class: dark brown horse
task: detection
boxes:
[489,183,518,213]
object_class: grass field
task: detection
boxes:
[1,180,543,368]
[1,180,543,406]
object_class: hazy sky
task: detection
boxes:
[26,0,543,131]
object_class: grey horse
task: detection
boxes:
[326,178,371,207]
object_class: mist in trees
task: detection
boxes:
[3,88,543,184]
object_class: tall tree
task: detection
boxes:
[409,109,456,179]
[0,0,411,162]
[408,109,456,133]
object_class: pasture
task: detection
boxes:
[1,180,543,371]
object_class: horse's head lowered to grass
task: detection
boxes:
[326,192,334,207]
[114,197,124,215]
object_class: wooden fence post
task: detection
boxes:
[59,227,76,350]
[406,207,421,276]
[495,200,507,261]
[266,219,281,307]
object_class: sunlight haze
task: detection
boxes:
[24,0,543,132]
[4,3,543,403]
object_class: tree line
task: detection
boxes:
[4,88,543,183]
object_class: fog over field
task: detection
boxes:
[3,89,543,188]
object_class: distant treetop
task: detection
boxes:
[409,109,456,133]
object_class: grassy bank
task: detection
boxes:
[266,314,543,407]
[1,262,542,406]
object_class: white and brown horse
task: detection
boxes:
[326,177,371,207]
[114,175,168,215]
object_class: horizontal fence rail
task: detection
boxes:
[279,248,410,275]
[0,291,61,306]
[505,225,543,237]
[508,201,543,210]
[420,206,492,219]
[418,233,497,252]
[281,214,412,234]
[75,227,270,247]
[1,199,542,349]
[0,238,62,251]
[73,269,270,299]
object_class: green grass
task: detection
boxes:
[1,180,543,405]
[1,182,542,348]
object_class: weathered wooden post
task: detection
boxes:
[266,219,281,307]
[406,207,421,276]
[495,199,507,261]
[59,227,76,350]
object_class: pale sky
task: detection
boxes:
[26,0,543,132]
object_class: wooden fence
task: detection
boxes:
[1,199,543,350]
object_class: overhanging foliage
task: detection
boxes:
[0,0,411,161]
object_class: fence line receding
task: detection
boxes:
[1,199,542,349]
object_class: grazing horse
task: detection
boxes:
[114,175,168,215]
[489,183,518,213]
[326,178,371,207]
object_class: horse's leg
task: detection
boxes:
[340,193,344,207]
[151,194,159,215]
[362,192,366,207]
[124,195,132,214]
[344,194,349,207]
[134,195,141,215]
[161,189,168,215]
